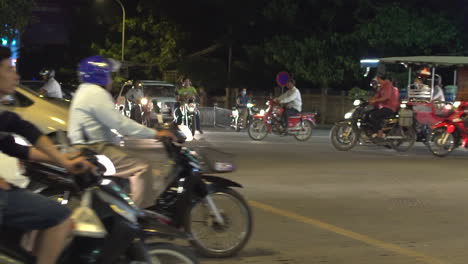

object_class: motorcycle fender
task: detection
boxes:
[202,175,243,188]
[307,118,317,127]
[433,122,455,133]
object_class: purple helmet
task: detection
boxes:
[78,56,112,86]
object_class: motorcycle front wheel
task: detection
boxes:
[427,128,456,157]
[184,188,253,258]
[147,243,199,264]
[330,122,357,151]
[248,119,268,140]
[388,126,416,152]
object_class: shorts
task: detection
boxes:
[0,187,71,230]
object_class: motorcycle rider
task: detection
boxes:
[0,46,91,264]
[68,55,177,209]
[125,80,144,123]
[38,69,63,99]
[275,79,302,134]
[236,88,250,128]
[178,78,203,134]
[368,74,400,138]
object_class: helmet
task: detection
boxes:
[78,56,113,86]
[39,69,55,79]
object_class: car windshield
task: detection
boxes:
[144,85,175,97]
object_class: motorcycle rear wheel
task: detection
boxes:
[388,126,416,152]
[248,120,268,140]
[330,122,357,151]
[427,128,456,157]
[184,188,253,258]
[294,120,313,141]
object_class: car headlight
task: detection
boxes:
[141,97,148,105]
[247,103,254,108]
[353,99,362,106]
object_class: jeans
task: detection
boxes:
[282,108,299,128]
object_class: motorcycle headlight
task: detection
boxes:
[188,106,195,112]
[400,103,407,109]
[141,97,148,105]
[247,103,254,108]
[259,109,265,115]
[344,111,353,119]
[353,99,362,106]
[454,101,461,108]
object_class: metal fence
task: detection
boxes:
[199,106,232,127]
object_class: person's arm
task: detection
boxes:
[279,89,298,104]
[91,91,157,139]
[371,85,391,103]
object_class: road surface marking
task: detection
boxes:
[250,200,446,264]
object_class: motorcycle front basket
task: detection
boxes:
[194,146,236,173]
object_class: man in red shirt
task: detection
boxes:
[368,74,400,138]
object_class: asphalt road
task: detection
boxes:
[127,128,468,264]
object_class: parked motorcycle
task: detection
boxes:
[248,99,316,141]
[231,103,259,132]
[1,149,198,264]
[330,99,417,152]
[29,133,252,258]
[426,101,468,157]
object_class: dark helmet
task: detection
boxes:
[39,69,55,79]
[78,56,119,86]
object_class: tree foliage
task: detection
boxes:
[0,0,35,38]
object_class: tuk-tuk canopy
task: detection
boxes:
[377,56,468,67]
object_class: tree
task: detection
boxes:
[0,0,35,38]
[92,16,182,80]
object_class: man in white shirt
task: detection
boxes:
[38,69,63,98]
[69,56,176,209]
[275,79,302,132]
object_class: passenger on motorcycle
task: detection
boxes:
[0,46,91,264]
[368,74,400,138]
[38,69,63,99]
[275,79,302,133]
[236,88,251,128]
[68,55,177,209]
[125,80,144,123]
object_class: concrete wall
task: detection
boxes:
[206,91,354,124]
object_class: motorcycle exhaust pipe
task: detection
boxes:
[385,136,404,139]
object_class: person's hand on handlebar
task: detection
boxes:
[63,156,95,174]
[155,129,179,142]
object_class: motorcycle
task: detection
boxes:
[29,133,252,258]
[183,101,198,136]
[1,149,198,264]
[403,100,454,144]
[426,101,468,157]
[248,99,316,141]
[330,99,417,152]
[230,103,259,132]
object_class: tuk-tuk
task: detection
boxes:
[360,56,468,143]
